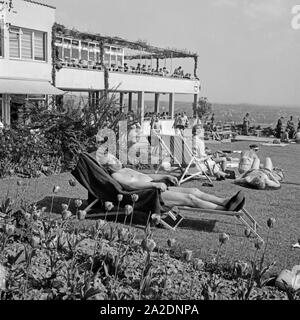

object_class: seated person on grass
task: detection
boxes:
[96,147,246,212]
[192,125,231,180]
[235,157,283,190]
[238,144,260,174]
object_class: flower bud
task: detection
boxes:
[118,227,128,242]
[96,219,105,229]
[183,249,193,262]
[167,238,176,248]
[4,224,15,236]
[124,205,133,216]
[77,210,87,220]
[75,199,83,208]
[254,238,264,250]
[117,194,123,202]
[31,236,40,248]
[244,228,251,238]
[131,194,139,202]
[219,232,230,245]
[61,203,69,211]
[151,214,161,226]
[104,202,114,212]
[141,238,156,252]
[68,179,76,187]
[193,258,204,271]
[267,218,276,229]
[62,210,72,220]
[52,185,60,193]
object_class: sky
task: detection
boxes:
[38,0,300,106]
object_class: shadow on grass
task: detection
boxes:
[37,196,248,237]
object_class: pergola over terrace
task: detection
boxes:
[53,23,201,124]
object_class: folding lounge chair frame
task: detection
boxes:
[83,200,263,242]
[153,133,214,185]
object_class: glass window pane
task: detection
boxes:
[21,30,33,59]
[9,29,20,58]
[63,48,71,59]
[89,51,95,61]
[81,50,88,60]
[34,31,46,61]
[56,46,63,59]
[71,48,79,59]
[0,26,3,57]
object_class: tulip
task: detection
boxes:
[41,207,47,213]
[254,238,264,250]
[52,185,60,193]
[0,263,6,291]
[124,205,133,216]
[104,202,114,212]
[75,199,83,208]
[31,236,40,248]
[151,214,161,226]
[4,224,15,236]
[77,210,87,220]
[68,179,76,187]
[183,249,193,262]
[96,219,105,229]
[117,194,123,202]
[118,227,128,242]
[62,210,72,220]
[167,238,176,248]
[219,233,230,245]
[131,194,139,202]
[267,218,276,229]
[193,258,204,271]
[8,169,14,176]
[244,228,251,238]
[61,203,69,211]
[141,238,156,252]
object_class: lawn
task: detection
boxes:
[0,141,299,276]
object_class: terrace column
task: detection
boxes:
[193,93,199,117]
[3,95,10,126]
[128,92,133,112]
[119,92,124,112]
[137,91,145,124]
[154,93,160,113]
[169,93,175,119]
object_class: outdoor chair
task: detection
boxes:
[71,152,263,240]
[153,133,214,185]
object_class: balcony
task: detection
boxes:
[55,65,200,94]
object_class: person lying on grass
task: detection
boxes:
[96,149,246,212]
[235,157,283,190]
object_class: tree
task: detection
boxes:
[194,97,212,119]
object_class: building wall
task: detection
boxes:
[0,0,55,81]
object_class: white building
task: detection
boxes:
[0,0,62,126]
[0,0,201,129]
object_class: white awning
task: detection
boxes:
[0,78,64,95]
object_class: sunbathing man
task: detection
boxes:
[96,148,246,212]
[235,157,283,190]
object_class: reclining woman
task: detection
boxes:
[235,157,283,190]
[96,148,246,212]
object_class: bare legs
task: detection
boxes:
[161,186,232,210]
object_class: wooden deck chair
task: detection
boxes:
[153,133,214,185]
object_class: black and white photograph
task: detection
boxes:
[0,0,300,307]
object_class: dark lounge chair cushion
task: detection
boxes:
[72,152,170,214]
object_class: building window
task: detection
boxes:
[9,26,47,61]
